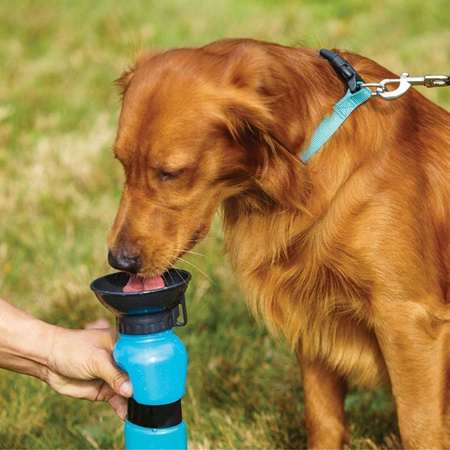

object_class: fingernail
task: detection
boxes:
[120,381,133,397]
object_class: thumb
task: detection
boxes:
[89,329,133,398]
[108,366,133,398]
[93,352,133,398]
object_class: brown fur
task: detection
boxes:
[108,39,450,448]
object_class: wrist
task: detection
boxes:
[0,297,55,379]
[27,319,57,368]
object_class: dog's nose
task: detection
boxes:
[108,251,141,273]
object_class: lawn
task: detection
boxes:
[0,0,448,448]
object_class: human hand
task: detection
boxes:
[43,325,132,420]
[0,298,131,419]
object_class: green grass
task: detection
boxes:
[0,0,448,448]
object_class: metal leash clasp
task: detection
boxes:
[361,73,450,100]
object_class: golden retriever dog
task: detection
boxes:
[107,39,450,448]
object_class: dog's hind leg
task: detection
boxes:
[297,352,348,449]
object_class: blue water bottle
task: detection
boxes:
[91,269,191,450]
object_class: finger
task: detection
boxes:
[96,380,129,421]
[84,318,111,330]
[47,374,108,400]
[106,393,128,421]
[46,367,130,420]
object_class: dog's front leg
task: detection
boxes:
[296,351,348,449]
[373,300,449,449]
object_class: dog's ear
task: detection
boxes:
[255,137,309,212]
[222,43,269,90]
[219,45,278,157]
[220,46,309,211]
[115,50,163,97]
[115,69,135,97]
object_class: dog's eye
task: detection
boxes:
[159,168,185,181]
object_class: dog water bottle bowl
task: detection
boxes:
[90,269,191,315]
[90,268,192,450]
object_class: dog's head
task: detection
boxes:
[108,40,309,277]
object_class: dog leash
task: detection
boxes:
[300,50,450,163]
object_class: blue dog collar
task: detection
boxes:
[300,49,372,163]
[300,86,372,163]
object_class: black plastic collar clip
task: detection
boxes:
[320,49,365,94]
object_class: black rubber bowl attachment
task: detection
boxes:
[90,269,191,317]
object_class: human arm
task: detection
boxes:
[0,297,132,419]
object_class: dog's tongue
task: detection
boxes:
[123,274,165,292]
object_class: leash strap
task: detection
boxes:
[300,86,372,163]
[300,48,448,163]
